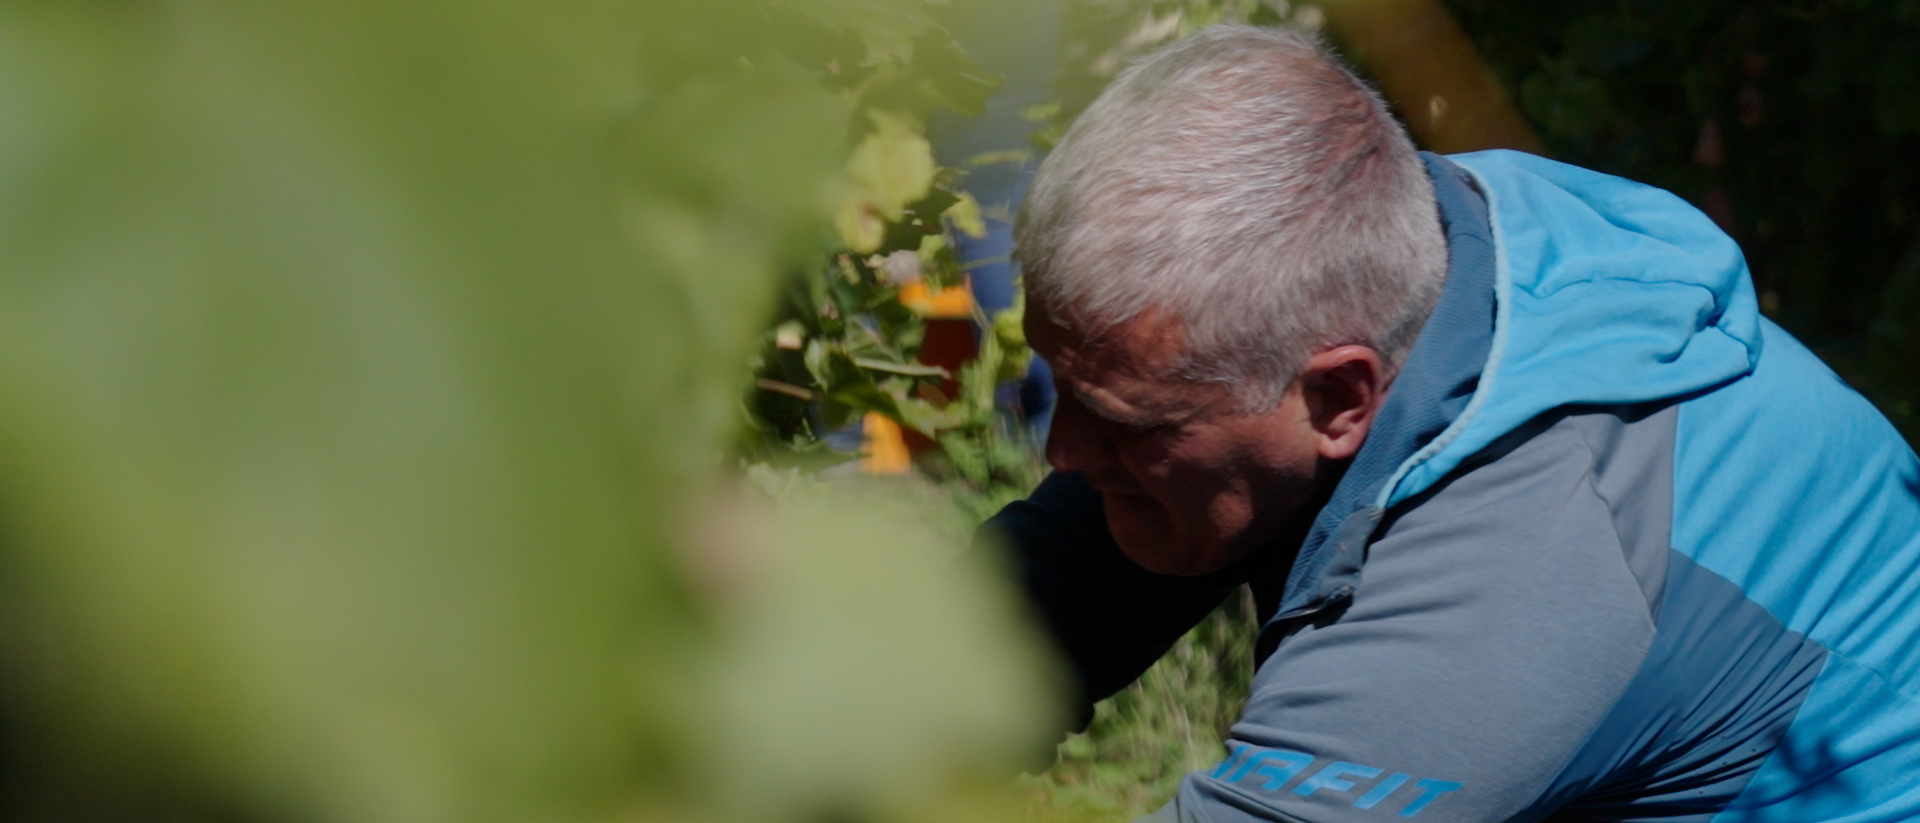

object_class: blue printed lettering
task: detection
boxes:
[1353,772,1412,810]
[1209,743,1251,779]
[1207,743,1462,816]
[1399,778,1464,817]
[1224,749,1272,782]
[1293,761,1383,797]
[1228,749,1315,790]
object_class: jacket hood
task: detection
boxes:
[1380,150,1763,509]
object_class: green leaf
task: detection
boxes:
[834,109,937,252]
[852,356,948,377]
[945,191,988,239]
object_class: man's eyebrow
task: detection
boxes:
[1070,385,1166,429]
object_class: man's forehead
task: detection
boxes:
[1026,304,1186,370]
[1026,306,1213,425]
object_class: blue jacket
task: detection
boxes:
[985,151,1920,822]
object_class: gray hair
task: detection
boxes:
[1015,25,1447,409]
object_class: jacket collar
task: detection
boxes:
[1258,152,1500,628]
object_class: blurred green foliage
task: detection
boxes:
[738,0,1046,551]
[1020,592,1256,823]
[740,202,1040,500]
[1444,0,1920,442]
[0,2,1063,822]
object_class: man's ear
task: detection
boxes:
[1299,346,1390,461]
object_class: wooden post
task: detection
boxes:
[1319,0,1546,156]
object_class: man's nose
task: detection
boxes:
[1044,395,1115,474]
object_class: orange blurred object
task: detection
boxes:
[861,412,913,474]
[863,279,983,473]
[897,280,979,318]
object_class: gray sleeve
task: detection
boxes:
[1144,413,1667,822]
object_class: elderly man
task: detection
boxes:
[985,25,1920,823]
